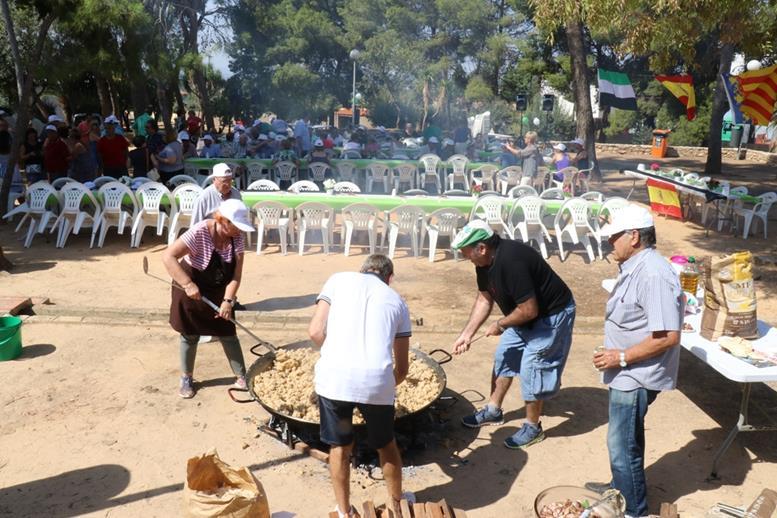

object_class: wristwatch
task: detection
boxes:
[619,351,627,368]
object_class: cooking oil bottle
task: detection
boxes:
[680,256,700,294]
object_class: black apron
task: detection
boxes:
[169,237,236,336]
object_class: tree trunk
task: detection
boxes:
[704,43,734,177]
[95,75,113,116]
[191,67,214,130]
[566,19,600,181]
[0,1,54,218]
[122,32,150,114]
[155,79,173,130]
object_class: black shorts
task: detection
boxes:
[318,395,394,450]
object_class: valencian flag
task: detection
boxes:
[736,63,777,125]
[655,75,696,120]
[597,69,638,110]
[646,179,682,219]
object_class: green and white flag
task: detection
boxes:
[597,69,638,110]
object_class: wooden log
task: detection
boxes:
[438,499,454,518]
[400,498,413,518]
[659,502,679,517]
[362,500,378,518]
[426,502,444,518]
[412,502,426,518]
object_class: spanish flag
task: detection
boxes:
[737,63,777,126]
[655,75,696,120]
[646,179,682,219]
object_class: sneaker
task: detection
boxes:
[503,422,545,449]
[233,376,247,390]
[461,406,504,428]
[179,375,195,399]
[334,505,360,518]
[584,481,612,494]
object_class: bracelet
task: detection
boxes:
[497,319,506,332]
[223,298,234,306]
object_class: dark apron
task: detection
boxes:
[169,238,236,336]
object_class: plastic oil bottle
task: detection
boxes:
[680,256,700,294]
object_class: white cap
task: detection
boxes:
[553,143,566,151]
[104,115,119,124]
[177,130,190,141]
[203,133,214,141]
[428,136,439,143]
[212,163,233,178]
[218,199,255,232]
[48,114,64,123]
[598,204,655,237]
[313,138,324,147]
[443,138,454,146]
[571,138,584,146]
[45,124,58,132]
[258,133,269,141]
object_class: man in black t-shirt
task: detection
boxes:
[450,220,576,449]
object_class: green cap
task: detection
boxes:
[452,220,494,249]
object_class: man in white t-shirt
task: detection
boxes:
[308,255,412,518]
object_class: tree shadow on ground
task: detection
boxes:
[242,294,317,312]
[644,348,777,507]
[16,343,56,360]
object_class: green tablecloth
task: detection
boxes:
[186,158,495,172]
[240,191,585,215]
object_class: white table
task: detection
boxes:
[602,279,777,478]
[681,312,777,478]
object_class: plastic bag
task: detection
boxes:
[184,449,270,518]
[701,252,758,341]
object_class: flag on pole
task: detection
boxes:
[655,74,696,120]
[736,63,777,126]
[597,69,638,110]
[720,73,746,124]
[646,179,683,219]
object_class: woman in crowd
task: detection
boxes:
[162,199,254,399]
[20,128,44,183]
[128,135,149,177]
[67,128,97,182]
[550,143,571,182]
[153,128,185,184]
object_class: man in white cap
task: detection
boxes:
[450,220,576,449]
[587,204,682,518]
[199,134,221,158]
[97,115,130,178]
[191,162,243,226]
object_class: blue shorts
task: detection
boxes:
[493,301,576,401]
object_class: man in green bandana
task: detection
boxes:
[450,220,576,449]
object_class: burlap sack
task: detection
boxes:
[700,252,758,341]
[184,450,270,518]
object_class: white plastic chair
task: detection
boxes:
[341,203,380,256]
[130,182,175,248]
[580,191,604,203]
[253,200,293,255]
[93,176,115,188]
[168,183,204,244]
[540,187,565,200]
[508,185,538,199]
[536,166,552,192]
[507,196,552,259]
[247,179,280,191]
[295,201,334,255]
[333,181,361,193]
[553,197,598,262]
[422,207,465,262]
[733,192,777,239]
[446,154,470,191]
[470,164,498,192]
[469,194,509,237]
[402,189,429,196]
[200,175,215,188]
[714,186,747,231]
[335,161,357,183]
[167,174,198,189]
[308,162,331,183]
[51,177,73,190]
[91,181,138,248]
[288,180,320,193]
[273,161,298,186]
[418,153,442,193]
[246,161,269,185]
[3,181,60,248]
[497,166,523,195]
[442,189,470,196]
[365,163,392,193]
[394,163,418,192]
[384,205,425,259]
[49,182,99,248]
[184,163,199,177]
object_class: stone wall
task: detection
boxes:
[594,143,777,165]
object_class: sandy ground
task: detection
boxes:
[1,152,777,517]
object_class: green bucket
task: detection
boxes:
[0,315,23,361]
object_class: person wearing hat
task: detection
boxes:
[96,115,130,178]
[550,143,571,182]
[42,123,71,180]
[178,130,198,159]
[426,136,440,155]
[586,204,682,517]
[569,137,589,170]
[191,162,243,226]
[450,220,576,449]
[198,134,221,158]
[163,198,254,399]
[306,138,330,164]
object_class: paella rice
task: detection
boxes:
[252,348,444,423]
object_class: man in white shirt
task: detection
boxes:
[191,163,242,225]
[308,255,412,518]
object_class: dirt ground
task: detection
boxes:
[1,151,777,517]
